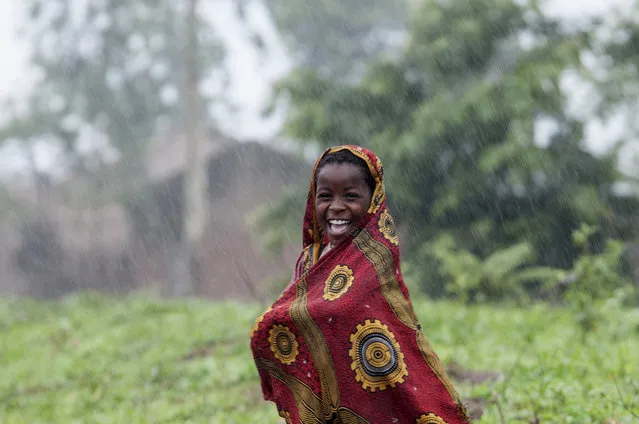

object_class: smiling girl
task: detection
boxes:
[314,150,374,258]
[250,146,470,424]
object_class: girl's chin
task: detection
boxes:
[327,237,346,246]
[326,231,351,246]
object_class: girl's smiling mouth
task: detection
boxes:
[327,219,352,237]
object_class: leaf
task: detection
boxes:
[510,266,563,284]
[478,142,519,172]
[482,242,535,283]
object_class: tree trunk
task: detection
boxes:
[170,0,207,297]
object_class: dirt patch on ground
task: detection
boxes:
[446,362,504,422]
[180,338,241,361]
[447,361,503,385]
[462,396,489,422]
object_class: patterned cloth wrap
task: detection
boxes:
[250,145,471,424]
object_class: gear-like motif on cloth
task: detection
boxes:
[349,319,407,392]
[250,306,272,338]
[416,413,447,424]
[323,264,355,301]
[268,324,299,365]
[378,209,399,246]
[279,410,292,424]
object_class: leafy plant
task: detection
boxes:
[563,224,636,336]
[426,234,562,303]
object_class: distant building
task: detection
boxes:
[0,132,310,299]
[127,135,309,298]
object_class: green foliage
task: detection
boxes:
[592,1,639,117]
[1,294,638,422]
[419,222,635,308]
[564,224,637,336]
[0,294,277,423]
[424,235,562,303]
[264,0,409,79]
[589,1,639,196]
[261,0,639,287]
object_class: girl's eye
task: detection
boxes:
[345,192,359,198]
[317,193,331,199]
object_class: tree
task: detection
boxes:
[593,1,639,130]
[0,1,226,296]
[175,0,208,297]
[0,109,56,210]
[259,0,409,80]
[2,0,224,191]
[259,0,639,297]
[591,1,639,195]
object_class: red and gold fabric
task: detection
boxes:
[250,145,470,423]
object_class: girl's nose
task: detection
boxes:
[329,198,345,211]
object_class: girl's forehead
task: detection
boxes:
[316,163,367,182]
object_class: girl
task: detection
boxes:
[250,146,470,424]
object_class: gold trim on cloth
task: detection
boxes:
[290,276,340,420]
[279,410,292,424]
[345,148,384,215]
[334,407,370,424]
[416,331,464,412]
[416,413,447,424]
[257,357,370,424]
[250,306,272,338]
[255,359,324,424]
[323,265,355,301]
[353,230,418,329]
[354,229,464,409]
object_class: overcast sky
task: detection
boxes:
[0,0,636,176]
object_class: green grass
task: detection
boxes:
[1,293,638,423]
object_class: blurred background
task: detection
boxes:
[0,0,637,302]
[0,0,638,422]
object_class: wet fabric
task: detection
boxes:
[249,145,471,424]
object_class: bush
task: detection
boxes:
[414,224,637,308]
[414,234,561,303]
[562,224,637,335]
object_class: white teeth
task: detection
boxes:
[329,219,350,225]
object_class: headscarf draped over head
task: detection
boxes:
[250,146,470,424]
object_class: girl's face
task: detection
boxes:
[315,163,373,246]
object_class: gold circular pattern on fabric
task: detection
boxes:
[349,319,407,392]
[323,265,355,301]
[268,324,299,365]
[250,306,272,338]
[378,209,399,245]
[366,341,392,367]
[416,413,447,424]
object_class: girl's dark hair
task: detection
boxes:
[315,150,376,194]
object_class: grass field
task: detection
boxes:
[1,293,638,423]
